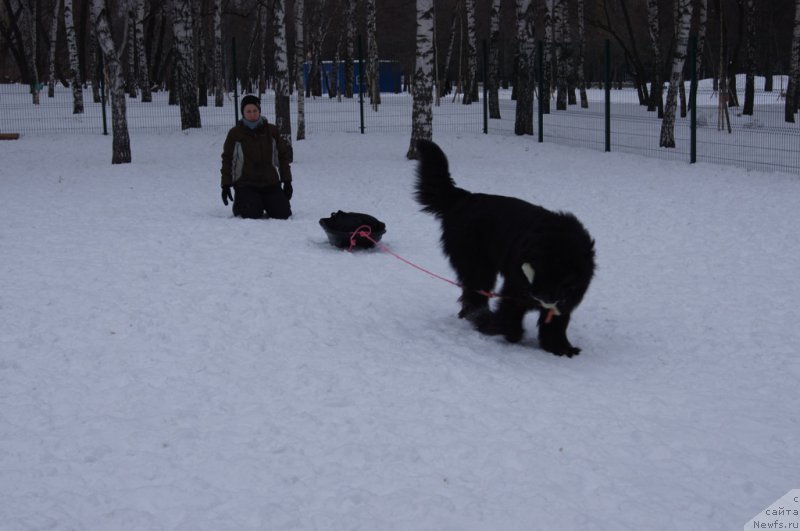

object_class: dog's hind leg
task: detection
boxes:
[451,261,495,321]
[475,296,526,343]
[458,289,490,320]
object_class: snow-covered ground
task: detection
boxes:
[1,128,798,530]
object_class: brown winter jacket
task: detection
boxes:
[220,118,293,189]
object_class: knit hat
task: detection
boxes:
[240,94,261,114]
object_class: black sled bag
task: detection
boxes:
[319,210,386,249]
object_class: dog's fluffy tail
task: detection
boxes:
[414,139,469,217]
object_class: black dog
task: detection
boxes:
[414,139,595,357]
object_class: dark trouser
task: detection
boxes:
[232,185,292,219]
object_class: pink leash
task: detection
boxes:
[348,224,499,299]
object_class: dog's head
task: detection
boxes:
[517,216,595,314]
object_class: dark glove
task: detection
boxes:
[221,186,233,206]
[282,182,293,200]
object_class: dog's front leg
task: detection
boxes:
[537,312,580,357]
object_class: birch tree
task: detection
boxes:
[689,0,707,113]
[47,0,60,98]
[294,0,306,139]
[514,0,535,135]
[306,2,324,97]
[134,0,151,102]
[91,0,131,164]
[487,0,501,118]
[742,0,756,115]
[675,0,687,118]
[171,0,201,129]
[126,8,137,98]
[659,0,693,148]
[343,0,355,98]
[366,0,381,109]
[20,0,40,104]
[212,0,223,107]
[541,0,553,113]
[273,0,292,159]
[245,5,264,93]
[408,0,435,159]
[89,16,101,102]
[576,0,588,108]
[554,0,568,110]
[787,0,800,123]
[439,1,459,99]
[695,0,707,83]
[646,0,663,114]
[462,0,478,104]
[63,0,83,113]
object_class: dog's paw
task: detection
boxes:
[458,302,488,321]
[472,309,502,334]
[545,345,581,358]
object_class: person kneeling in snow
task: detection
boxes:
[220,94,294,219]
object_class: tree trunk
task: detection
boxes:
[646,0,663,115]
[787,0,800,122]
[742,0,756,115]
[659,0,693,148]
[150,5,167,88]
[197,0,208,107]
[696,0,707,82]
[89,19,100,102]
[126,8,137,98]
[213,0,223,107]
[48,0,60,98]
[440,3,459,99]
[258,4,268,95]
[294,0,306,140]
[576,0,588,108]
[408,0,435,158]
[488,0,501,118]
[343,0,355,98]
[245,5,263,94]
[366,0,380,109]
[0,0,32,84]
[542,0,552,114]
[135,0,152,102]
[21,0,40,104]
[554,0,567,110]
[273,0,292,159]
[307,3,324,98]
[329,33,340,99]
[92,0,131,164]
[171,0,201,129]
[561,0,576,106]
[514,0,535,135]
[462,0,478,104]
[63,0,84,113]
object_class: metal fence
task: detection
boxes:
[2,77,798,175]
[0,82,484,136]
